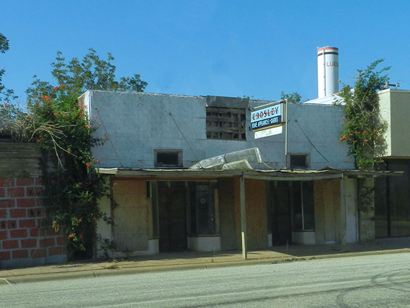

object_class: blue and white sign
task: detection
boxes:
[250,103,283,130]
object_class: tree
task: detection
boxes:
[281,91,302,104]
[339,59,389,170]
[27,48,147,105]
[0,33,9,53]
[23,49,148,259]
[0,33,16,102]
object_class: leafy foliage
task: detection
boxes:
[0,33,17,103]
[281,91,302,104]
[28,88,106,258]
[0,33,9,53]
[339,60,389,170]
[2,49,148,258]
[27,48,147,106]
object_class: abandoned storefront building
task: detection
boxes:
[80,90,403,258]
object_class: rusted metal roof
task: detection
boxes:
[97,167,402,181]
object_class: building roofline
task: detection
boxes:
[79,90,274,103]
[378,88,410,94]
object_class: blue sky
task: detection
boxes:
[2,0,410,106]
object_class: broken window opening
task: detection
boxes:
[206,106,246,140]
[290,154,308,169]
[155,150,183,168]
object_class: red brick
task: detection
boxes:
[0,188,5,197]
[2,240,18,249]
[26,187,44,197]
[44,229,59,236]
[30,227,39,237]
[21,239,37,248]
[40,238,55,247]
[16,178,34,186]
[48,246,64,256]
[10,209,26,218]
[0,199,14,208]
[0,230,7,240]
[28,208,43,217]
[12,249,28,259]
[0,178,15,187]
[56,236,66,246]
[7,187,25,198]
[16,198,36,208]
[6,220,17,229]
[35,198,46,207]
[0,209,6,218]
[0,251,10,260]
[19,219,36,228]
[31,248,46,258]
[10,229,28,238]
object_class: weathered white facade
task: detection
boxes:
[81,90,354,170]
[81,90,372,258]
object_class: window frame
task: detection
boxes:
[154,149,183,168]
[289,153,309,170]
[292,181,315,232]
[206,106,247,141]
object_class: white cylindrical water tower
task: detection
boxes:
[317,46,339,98]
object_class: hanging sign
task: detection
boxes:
[250,103,283,130]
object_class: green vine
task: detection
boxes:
[339,60,389,170]
[1,49,147,259]
[30,87,106,259]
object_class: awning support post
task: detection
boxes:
[240,174,247,260]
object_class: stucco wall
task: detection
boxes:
[87,90,353,170]
[379,89,410,158]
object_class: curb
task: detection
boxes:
[2,248,410,284]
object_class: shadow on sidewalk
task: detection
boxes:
[89,236,410,264]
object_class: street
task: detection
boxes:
[1,252,410,307]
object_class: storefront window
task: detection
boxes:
[189,182,216,235]
[292,181,315,231]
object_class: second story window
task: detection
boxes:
[206,107,246,140]
[290,154,308,169]
[154,150,183,168]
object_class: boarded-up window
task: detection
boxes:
[206,107,246,140]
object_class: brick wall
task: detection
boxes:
[0,142,67,268]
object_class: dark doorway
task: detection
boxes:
[270,182,292,245]
[158,182,187,252]
[375,159,410,238]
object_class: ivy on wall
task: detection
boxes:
[1,49,147,259]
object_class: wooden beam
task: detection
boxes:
[240,175,247,260]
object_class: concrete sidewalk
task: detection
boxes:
[1,238,409,284]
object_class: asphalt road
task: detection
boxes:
[1,253,410,307]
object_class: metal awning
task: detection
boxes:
[97,167,402,181]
